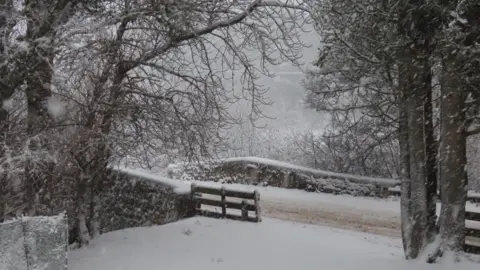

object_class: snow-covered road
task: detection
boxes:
[195,182,480,238]
[261,196,401,237]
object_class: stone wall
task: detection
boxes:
[0,167,194,246]
[2,168,194,244]
[63,169,194,243]
[168,158,399,198]
[99,170,193,234]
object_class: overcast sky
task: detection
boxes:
[236,28,327,133]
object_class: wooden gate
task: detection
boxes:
[191,184,261,222]
[465,210,480,254]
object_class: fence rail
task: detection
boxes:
[465,210,480,254]
[191,184,261,222]
[387,187,480,203]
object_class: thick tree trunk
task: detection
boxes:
[23,0,76,216]
[437,54,467,255]
[406,57,429,259]
[0,0,23,220]
[87,65,126,238]
[73,18,130,242]
[76,173,91,247]
[398,45,434,259]
[398,59,412,258]
[423,70,437,242]
[23,34,55,216]
[0,0,15,138]
[397,0,439,259]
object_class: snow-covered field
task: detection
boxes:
[68,172,480,269]
[69,217,479,270]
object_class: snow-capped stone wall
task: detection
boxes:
[0,168,194,244]
[168,157,399,198]
[100,169,194,234]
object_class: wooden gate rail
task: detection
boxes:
[191,184,261,222]
[465,210,480,254]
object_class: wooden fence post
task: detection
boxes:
[221,186,226,218]
[241,200,248,221]
[254,190,261,222]
[191,183,200,212]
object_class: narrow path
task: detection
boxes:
[200,185,402,238]
[197,182,480,240]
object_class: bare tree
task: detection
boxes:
[47,0,313,245]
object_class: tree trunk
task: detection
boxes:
[398,59,412,258]
[423,69,437,242]
[76,173,91,247]
[406,55,429,259]
[437,53,467,255]
[23,0,76,216]
[398,43,434,258]
[75,18,131,242]
[397,0,438,258]
[23,20,55,216]
[0,0,15,138]
[0,0,24,220]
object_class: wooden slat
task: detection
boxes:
[465,228,480,238]
[194,185,255,199]
[470,196,480,203]
[464,243,480,254]
[194,186,223,196]
[221,188,226,217]
[223,190,256,200]
[387,188,401,196]
[196,209,259,222]
[466,211,480,222]
[197,198,257,211]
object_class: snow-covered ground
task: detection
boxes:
[69,170,480,269]
[115,166,480,238]
[110,167,480,243]
[69,217,479,270]
[192,181,480,238]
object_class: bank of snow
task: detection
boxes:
[69,217,478,270]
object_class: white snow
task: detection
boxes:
[16,41,30,52]
[2,98,14,111]
[46,96,66,119]
[470,191,480,199]
[68,217,479,270]
[113,167,191,194]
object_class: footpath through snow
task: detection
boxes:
[69,217,479,270]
